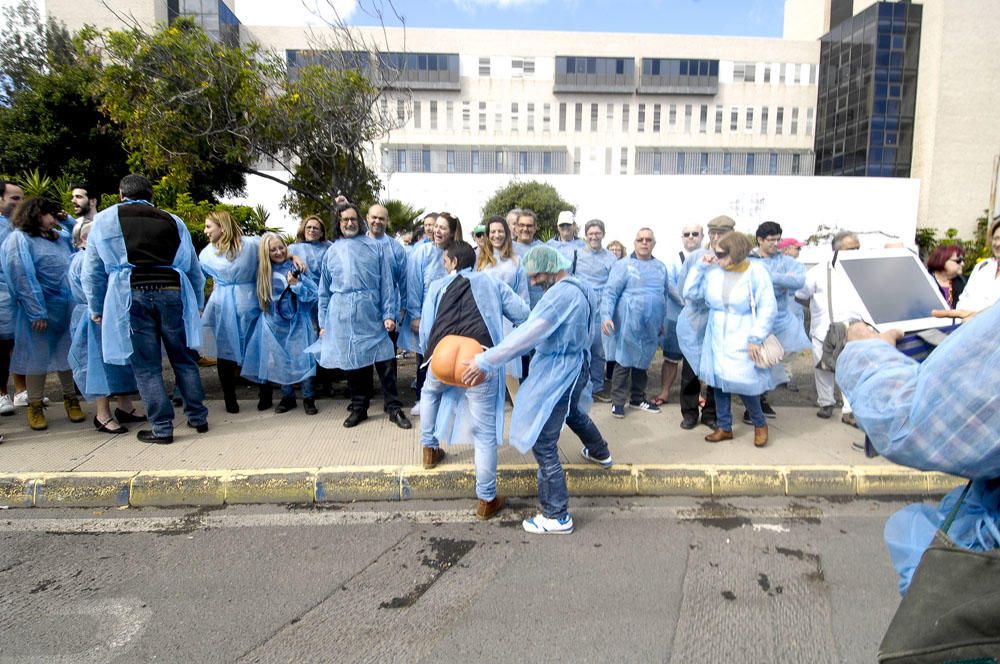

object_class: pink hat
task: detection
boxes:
[778,238,804,249]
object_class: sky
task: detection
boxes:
[233,0,786,38]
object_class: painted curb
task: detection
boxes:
[0,466,968,508]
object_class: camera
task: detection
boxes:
[290,268,302,279]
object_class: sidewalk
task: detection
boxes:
[0,396,961,509]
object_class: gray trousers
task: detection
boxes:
[611,364,648,407]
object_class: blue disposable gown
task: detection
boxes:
[751,252,810,353]
[1,229,75,374]
[546,237,586,264]
[241,260,318,386]
[400,241,446,353]
[601,256,668,369]
[573,247,617,297]
[82,202,205,365]
[682,261,777,395]
[0,215,14,339]
[68,251,138,400]
[371,233,408,324]
[476,277,598,453]
[479,252,530,378]
[676,248,712,373]
[308,235,397,370]
[513,239,544,308]
[199,237,261,363]
[289,239,330,327]
[419,268,530,446]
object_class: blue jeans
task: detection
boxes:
[420,373,499,501]
[280,377,314,400]
[713,388,765,431]
[589,330,606,394]
[128,289,208,437]
[533,361,611,520]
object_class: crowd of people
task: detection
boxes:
[1,173,999,533]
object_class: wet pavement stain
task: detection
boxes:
[154,505,227,536]
[721,590,736,601]
[380,537,476,609]
[774,546,825,584]
[757,573,771,593]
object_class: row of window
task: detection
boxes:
[390,98,815,138]
[633,150,812,176]
[382,147,566,175]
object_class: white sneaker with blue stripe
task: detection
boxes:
[580,446,613,468]
[522,513,574,535]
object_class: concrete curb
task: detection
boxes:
[0,464,966,509]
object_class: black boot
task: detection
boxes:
[257,384,273,411]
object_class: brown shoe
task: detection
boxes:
[422,446,445,469]
[704,428,733,443]
[476,496,506,520]
[754,425,769,447]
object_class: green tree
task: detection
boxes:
[481,181,576,238]
[380,199,425,234]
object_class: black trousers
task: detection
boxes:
[347,359,403,414]
[680,359,716,421]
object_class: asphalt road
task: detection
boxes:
[0,496,909,663]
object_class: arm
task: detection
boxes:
[498,279,530,325]
[176,220,206,309]
[601,261,627,334]
[747,267,777,345]
[666,259,685,308]
[317,258,331,333]
[405,246,426,323]
[769,255,807,291]
[3,234,47,321]
[475,315,558,373]
[393,243,407,317]
[513,264,530,304]
[682,260,708,304]
[290,271,318,303]
[82,224,109,320]
[377,245,396,331]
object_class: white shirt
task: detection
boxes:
[795,260,865,340]
[956,257,1000,312]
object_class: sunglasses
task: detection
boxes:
[474,233,485,239]
[948,256,965,263]
[715,251,730,259]
[682,232,701,238]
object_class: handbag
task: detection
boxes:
[748,279,784,369]
[816,253,846,373]
[878,481,1000,663]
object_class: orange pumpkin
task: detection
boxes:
[430,335,485,387]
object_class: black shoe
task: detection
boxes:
[761,401,777,418]
[137,429,173,444]
[742,410,752,425]
[388,410,412,430]
[303,399,318,415]
[700,415,717,429]
[224,396,240,414]
[94,416,127,434]
[344,410,368,428]
[114,407,147,423]
[187,421,209,433]
[680,416,698,430]
[275,397,297,414]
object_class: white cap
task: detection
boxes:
[557,210,575,226]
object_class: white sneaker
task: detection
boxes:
[0,393,12,416]
[410,403,420,417]
[13,391,49,407]
[580,447,613,468]
[522,513,574,535]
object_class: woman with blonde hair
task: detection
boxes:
[607,240,626,260]
[241,232,319,415]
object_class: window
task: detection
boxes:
[794,64,802,84]
[518,151,528,173]
[471,151,479,173]
[574,103,583,132]
[723,153,732,174]
[684,104,692,132]
[559,103,567,132]
[763,64,771,83]
[669,104,677,127]
[745,63,756,83]
[620,147,628,175]
[806,107,814,135]
[699,105,708,133]
[523,58,535,75]
[605,147,612,175]
[526,103,535,132]
[478,57,490,76]
[511,102,519,131]
[746,153,755,174]
[637,104,646,132]
[542,151,552,174]
[606,103,614,131]
[412,100,421,129]
[745,106,753,132]
[543,103,551,132]
[768,153,778,175]
[396,99,405,123]
[511,57,534,77]
[478,101,487,131]
[677,153,685,174]
[791,107,799,135]
[622,103,630,131]
[653,104,661,133]
[775,107,784,135]
[734,62,756,82]
[396,149,406,172]
[429,101,437,130]
[779,63,787,84]
[462,101,470,131]
[446,101,454,130]
[446,150,455,173]
[791,153,801,175]
[700,152,709,174]
[494,104,502,133]
[730,106,739,131]
[573,147,581,175]
[422,149,431,172]
[760,106,769,134]
[714,106,723,133]
[590,103,598,132]
[495,150,503,172]
[652,152,662,175]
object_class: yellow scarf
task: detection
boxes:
[724,260,750,273]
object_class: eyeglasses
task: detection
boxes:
[636,237,654,243]
[682,232,701,238]
[715,251,730,259]
[948,256,965,263]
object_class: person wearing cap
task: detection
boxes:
[471,223,487,255]
[601,227,667,418]
[461,245,613,535]
[676,215,735,429]
[546,210,585,264]
[573,218,618,398]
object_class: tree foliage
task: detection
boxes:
[481,181,576,237]
[380,199,425,234]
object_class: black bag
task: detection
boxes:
[816,252,847,373]
[878,481,1000,663]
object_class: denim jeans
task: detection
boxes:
[128,289,207,437]
[420,373,498,501]
[533,360,611,520]
[280,377,314,400]
[713,388,765,431]
[589,331,606,394]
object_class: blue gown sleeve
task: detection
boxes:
[499,280,530,326]
[476,316,557,372]
[177,222,206,309]
[683,261,708,304]
[666,260,685,308]
[748,267,777,344]
[290,272,318,303]
[318,257,331,329]
[601,261,627,322]
[513,264,529,303]
[405,246,426,321]
[4,234,47,321]
[81,222,109,318]
[394,242,408,315]
[378,245,396,323]
[770,255,807,291]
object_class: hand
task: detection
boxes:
[410,318,420,334]
[384,319,396,333]
[91,314,102,325]
[290,254,308,272]
[602,319,615,336]
[460,359,484,386]
[318,328,325,337]
[287,271,299,285]
[932,308,977,322]
[747,342,763,365]
[846,321,902,346]
[31,319,48,332]
[702,253,716,264]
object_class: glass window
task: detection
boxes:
[471,151,479,173]
[768,153,778,175]
[591,103,598,132]
[806,107,814,135]
[652,152,662,175]
[775,107,784,135]
[763,64,771,83]
[412,100,421,129]
[700,152,709,174]
[638,104,646,132]
[606,103,614,131]
[746,153,755,174]
[669,104,677,127]
[745,106,753,132]
[527,103,535,132]
[620,147,628,175]
[761,106,769,134]
[511,102,519,131]
[446,150,455,173]
[543,151,552,174]
[723,153,732,174]
[684,104,692,133]
[791,107,799,135]
[622,103,630,132]
[462,101,470,131]
[677,152,685,174]
[575,103,583,132]
[791,153,800,175]
[699,105,708,133]
[559,103,567,132]
[446,101,454,130]
[495,151,503,172]
[478,57,490,76]
[653,104,661,132]
[730,106,739,131]
[744,62,756,83]
[478,101,487,131]
[714,106,723,133]
[396,99,405,123]
[396,149,406,172]
[429,101,437,130]
[519,151,528,173]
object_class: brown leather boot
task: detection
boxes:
[704,428,733,443]
[754,425,769,447]
[422,446,445,469]
[476,496,506,520]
